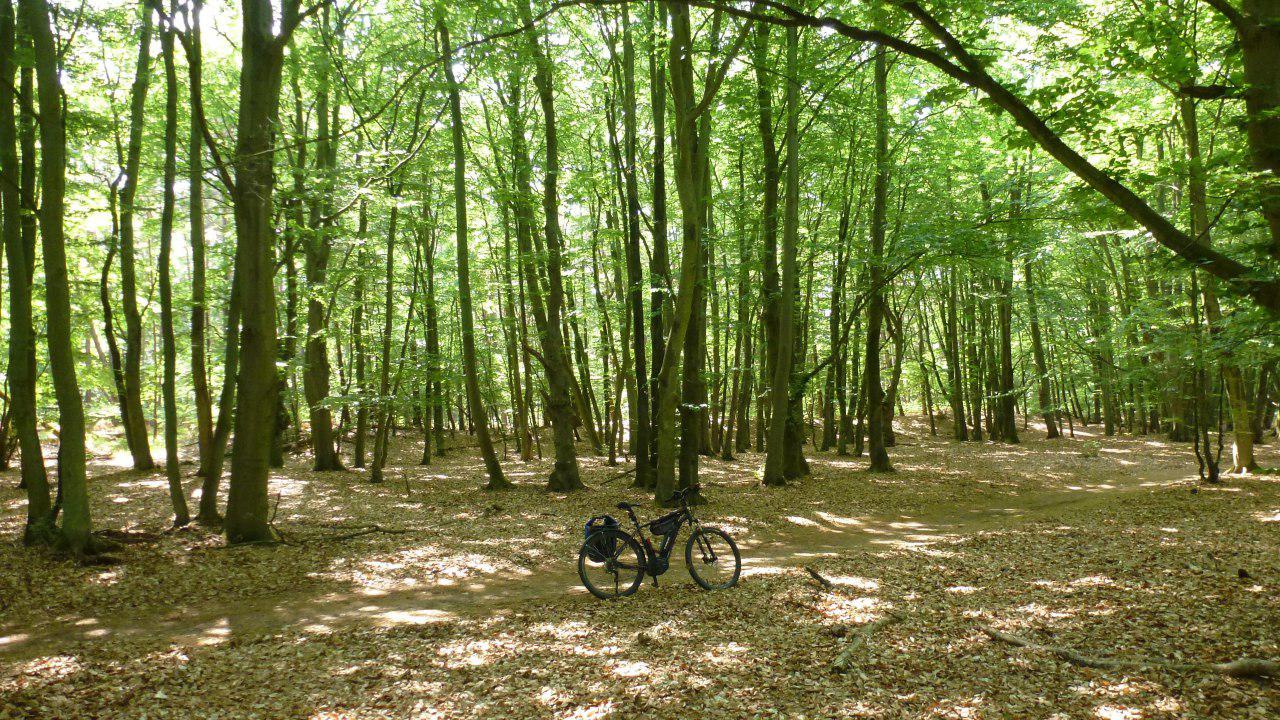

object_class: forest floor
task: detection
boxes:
[1,418,1279,718]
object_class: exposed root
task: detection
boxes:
[979,624,1280,679]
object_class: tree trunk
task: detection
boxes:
[439,9,508,489]
[224,0,299,544]
[763,24,800,487]
[21,0,95,554]
[2,0,51,543]
[116,1,156,471]
[1025,256,1059,438]
[157,3,190,526]
[646,0,669,478]
[369,202,398,484]
[1181,95,1255,472]
[187,0,214,481]
[863,47,893,473]
[502,42,583,491]
[304,9,343,471]
[621,2,652,486]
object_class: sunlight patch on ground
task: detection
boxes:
[610,659,650,677]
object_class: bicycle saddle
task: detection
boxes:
[616,502,635,511]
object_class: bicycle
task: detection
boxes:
[578,485,741,599]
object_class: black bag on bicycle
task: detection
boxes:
[583,515,620,562]
[647,511,681,536]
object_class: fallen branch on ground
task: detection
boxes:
[300,524,413,544]
[602,467,638,484]
[979,624,1280,679]
[805,566,836,592]
[832,611,906,673]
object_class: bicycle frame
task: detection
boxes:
[617,498,706,582]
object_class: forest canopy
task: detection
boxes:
[1,0,1277,554]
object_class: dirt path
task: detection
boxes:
[0,462,1182,663]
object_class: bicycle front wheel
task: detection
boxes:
[685,527,741,590]
[578,528,645,600]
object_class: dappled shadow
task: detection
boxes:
[3,422,1278,717]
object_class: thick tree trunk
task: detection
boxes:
[863,48,893,473]
[224,0,298,544]
[157,4,190,526]
[21,0,95,554]
[2,0,51,543]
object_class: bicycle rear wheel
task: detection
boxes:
[685,527,741,590]
[578,528,645,599]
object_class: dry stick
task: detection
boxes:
[832,611,905,673]
[805,566,836,592]
[804,567,905,672]
[979,625,1280,679]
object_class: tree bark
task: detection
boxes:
[439,9,509,489]
[304,7,343,471]
[224,0,301,544]
[2,0,51,543]
[863,47,893,473]
[763,24,799,486]
[186,0,214,482]
[116,1,157,470]
[20,0,95,554]
[157,1,190,526]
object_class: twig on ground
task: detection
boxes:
[832,611,906,673]
[805,566,836,592]
[300,524,412,544]
[978,624,1280,679]
[602,467,638,485]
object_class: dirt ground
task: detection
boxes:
[2,418,1278,718]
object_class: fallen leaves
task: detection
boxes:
[0,426,1277,717]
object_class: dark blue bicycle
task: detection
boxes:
[579,485,741,599]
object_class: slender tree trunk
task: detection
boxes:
[157,4,190,526]
[996,182,1019,443]
[509,8,586,489]
[621,2,652,486]
[1025,257,1059,438]
[754,18,782,463]
[1181,95,1255,472]
[369,202,398,484]
[763,25,800,487]
[304,8,342,471]
[186,0,213,477]
[116,1,156,470]
[440,9,508,489]
[647,0,669,475]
